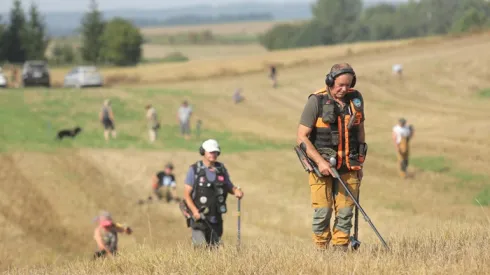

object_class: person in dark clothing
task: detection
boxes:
[152,163,180,203]
[99,99,117,141]
[269,65,277,88]
[182,139,244,247]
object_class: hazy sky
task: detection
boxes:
[0,0,306,12]
[0,0,404,13]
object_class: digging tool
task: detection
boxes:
[237,189,242,251]
[327,157,390,250]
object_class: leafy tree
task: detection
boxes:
[359,4,397,41]
[290,20,335,47]
[257,0,490,51]
[0,15,6,62]
[100,18,143,66]
[25,2,50,60]
[391,1,428,39]
[451,7,487,33]
[80,0,105,64]
[311,0,363,43]
[50,41,76,65]
[259,23,303,50]
[420,0,460,35]
[4,0,28,63]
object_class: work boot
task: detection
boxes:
[399,171,407,179]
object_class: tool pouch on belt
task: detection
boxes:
[190,219,207,231]
[348,143,368,169]
[358,143,368,163]
[179,201,192,227]
[317,147,337,162]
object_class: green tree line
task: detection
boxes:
[259,0,490,51]
[0,0,143,66]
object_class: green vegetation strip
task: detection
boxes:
[478,88,490,98]
[0,88,289,153]
[411,155,489,206]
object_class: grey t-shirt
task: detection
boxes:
[185,164,234,190]
[178,105,192,123]
[299,91,366,128]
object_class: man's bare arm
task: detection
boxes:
[392,131,399,149]
[296,124,324,166]
[184,184,199,215]
[109,109,115,121]
[151,174,159,189]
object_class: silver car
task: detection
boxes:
[0,67,7,88]
[64,66,103,88]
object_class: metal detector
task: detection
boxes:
[328,157,390,250]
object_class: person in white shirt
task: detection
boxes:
[392,118,414,178]
[177,100,192,140]
[392,64,403,78]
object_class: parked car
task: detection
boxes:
[22,60,51,87]
[0,67,7,88]
[64,66,104,88]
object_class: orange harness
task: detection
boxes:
[309,88,364,171]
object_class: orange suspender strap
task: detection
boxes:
[336,116,343,170]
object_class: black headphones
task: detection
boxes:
[199,144,221,156]
[325,68,357,88]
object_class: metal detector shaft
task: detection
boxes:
[329,162,390,250]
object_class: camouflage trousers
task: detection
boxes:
[309,170,360,249]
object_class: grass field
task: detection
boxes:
[141,43,267,61]
[1,29,490,274]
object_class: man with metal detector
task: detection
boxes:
[295,63,388,252]
[180,139,244,247]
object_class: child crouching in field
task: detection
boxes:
[93,211,132,259]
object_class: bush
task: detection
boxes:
[100,17,143,66]
[161,52,189,63]
[50,41,77,65]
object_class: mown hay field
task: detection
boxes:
[1,31,490,274]
[48,33,471,87]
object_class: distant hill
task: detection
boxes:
[14,2,313,37]
[0,1,409,37]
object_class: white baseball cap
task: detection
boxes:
[202,139,220,152]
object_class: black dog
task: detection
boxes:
[56,127,82,140]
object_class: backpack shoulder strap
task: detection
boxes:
[193,161,206,179]
[308,88,331,117]
[214,161,226,174]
